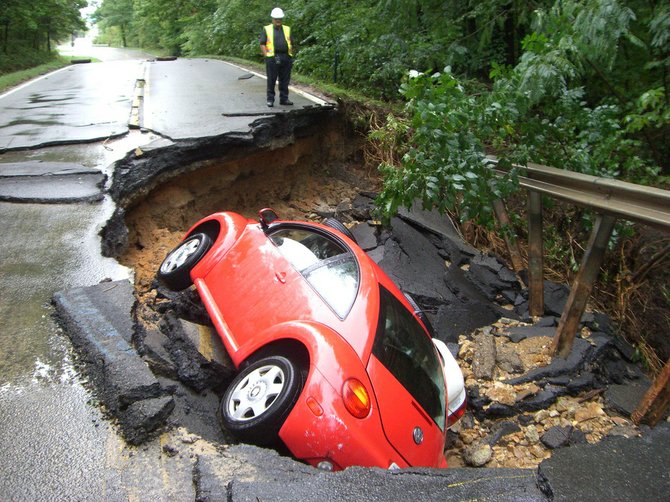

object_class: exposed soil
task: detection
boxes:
[120,135,381,292]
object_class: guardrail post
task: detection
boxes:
[552,214,617,358]
[528,191,544,317]
[632,359,670,426]
[492,199,527,284]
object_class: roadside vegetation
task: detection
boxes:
[3,1,668,370]
[0,0,87,74]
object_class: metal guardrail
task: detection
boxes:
[488,159,670,231]
[487,156,670,426]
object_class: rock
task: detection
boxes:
[472,333,497,380]
[496,345,525,373]
[505,326,556,343]
[122,396,175,445]
[486,421,521,446]
[463,442,493,467]
[160,313,235,392]
[537,316,557,328]
[517,389,564,413]
[534,409,551,423]
[350,222,378,250]
[581,311,615,335]
[163,444,179,457]
[540,426,573,449]
[574,402,605,423]
[351,193,376,220]
[137,327,178,378]
[604,381,652,417]
[506,337,593,386]
[525,425,540,444]
[467,260,511,300]
[366,244,385,264]
[607,425,640,438]
[543,281,570,317]
[566,372,596,394]
[519,414,535,426]
[598,351,647,385]
[484,382,517,406]
[378,218,453,301]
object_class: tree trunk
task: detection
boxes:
[2,21,9,54]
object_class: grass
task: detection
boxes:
[0,55,100,95]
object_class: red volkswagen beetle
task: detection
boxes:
[158,209,466,471]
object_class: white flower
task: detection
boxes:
[408,70,422,78]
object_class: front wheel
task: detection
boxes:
[157,233,212,291]
[220,356,303,446]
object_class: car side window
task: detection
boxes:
[269,228,359,318]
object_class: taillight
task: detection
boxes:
[342,378,371,418]
[447,397,467,428]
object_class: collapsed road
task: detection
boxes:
[2,48,669,500]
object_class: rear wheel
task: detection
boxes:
[157,233,212,290]
[220,356,304,446]
[324,218,357,244]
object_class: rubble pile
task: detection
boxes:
[449,319,648,468]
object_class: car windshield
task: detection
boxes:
[269,228,359,318]
[372,286,446,430]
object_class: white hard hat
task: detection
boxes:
[270,7,285,19]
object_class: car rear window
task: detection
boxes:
[269,228,359,318]
[372,286,446,430]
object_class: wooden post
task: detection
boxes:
[552,214,616,358]
[492,199,527,284]
[632,359,670,426]
[528,191,544,317]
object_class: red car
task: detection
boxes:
[158,209,466,471]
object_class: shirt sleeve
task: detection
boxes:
[259,28,267,45]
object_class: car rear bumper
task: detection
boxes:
[279,364,446,470]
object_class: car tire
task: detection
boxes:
[324,218,358,244]
[220,356,304,446]
[157,233,212,291]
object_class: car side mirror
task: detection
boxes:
[259,208,279,231]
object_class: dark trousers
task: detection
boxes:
[266,54,292,103]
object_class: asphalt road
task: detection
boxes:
[0,43,329,500]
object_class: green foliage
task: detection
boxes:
[376,69,522,227]
[1,0,86,73]
[376,0,667,226]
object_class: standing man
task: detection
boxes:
[260,7,294,107]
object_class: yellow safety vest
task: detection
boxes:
[264,24,293,57]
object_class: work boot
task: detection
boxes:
[280,99,293,106]
[267,100,274,107]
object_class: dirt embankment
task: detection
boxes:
[120,119,380,291]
